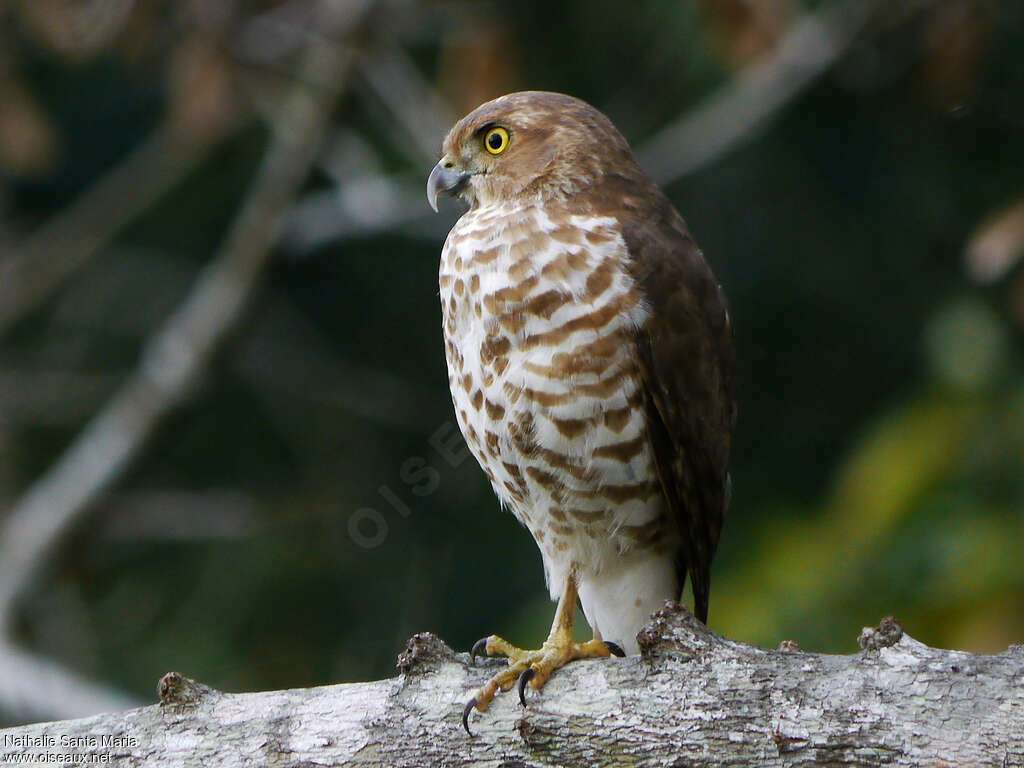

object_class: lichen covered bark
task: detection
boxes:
[2,604,1022,767]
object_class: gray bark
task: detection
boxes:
[1,605,1022,767]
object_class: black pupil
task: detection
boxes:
[488,132,503,150]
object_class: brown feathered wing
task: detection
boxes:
[618,187,734,625]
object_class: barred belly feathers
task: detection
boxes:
[439,202,678,653]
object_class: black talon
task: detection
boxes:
[604,641,626,658]
[470,637,489,666]
[461,697,477,736]
[517,668,536,707]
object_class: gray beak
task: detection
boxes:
[427,159,470,212]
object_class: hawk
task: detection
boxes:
[427,91,734,731]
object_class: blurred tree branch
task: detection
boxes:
[281,0,950,257]
[358,42,458,163]
[282,37,459,253]
[636,0,941,184]
[0,0,374,721]
[0,643,140,725]
[0,607,1021,766]
[966,195,1024,330]
[0,119,239,341]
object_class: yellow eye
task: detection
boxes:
[483,127,509,155]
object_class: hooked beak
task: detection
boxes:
[427,157,472,212]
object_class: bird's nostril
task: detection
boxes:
[443,160,455,169]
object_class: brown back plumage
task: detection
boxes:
[616,188,733,623]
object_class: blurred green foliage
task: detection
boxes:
[1,0,1022,725]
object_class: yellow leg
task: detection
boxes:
[462,573,624,734]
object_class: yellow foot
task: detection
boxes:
[461,633,625,734]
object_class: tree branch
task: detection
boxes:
[0,643,140,726]
[1,606,1022,766]
[635,0,939,185]
[0,119,237,341]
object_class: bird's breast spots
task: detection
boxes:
[472,246,502,266]
[584,261,615,298]
[540,253,572,283]
[522,290,567,320]
[519,303,617,350]
[484,275,540,308]
[572,366,633,398]
[518,386,573,408]
[525,465,565,501]
[566,507,604,524]
[502,383,522,404]
[506,415,537,454]
[549,225,584,246]
[533,446,591,482]
[549,416,592,440]
[547,506,568,523]
[521,354,612,380]
[501,219,545,244]
[509,230,556,262]
[566,250,589,271]
[591,479,661,505]
[602,401,636,434]
[484,430,500,455]
[592,434,646,464]
[585,228,615,246]
[549,522,575,537]
[479,335,511,365]
[507,256,533,283]
[497,311,526,335]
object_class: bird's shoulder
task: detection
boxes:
[570,176,731,377]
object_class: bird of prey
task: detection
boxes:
[427,91,734,731]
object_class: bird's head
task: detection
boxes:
[427,91,637,212]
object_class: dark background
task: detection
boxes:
[0,0,1022,726]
